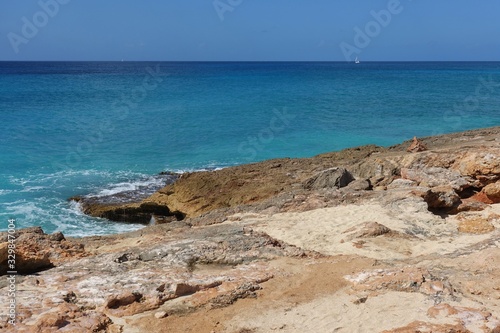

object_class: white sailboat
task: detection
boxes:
[354,56,360,64]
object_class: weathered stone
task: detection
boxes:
[2,127,500,333]
[304,167,354,189]
[106,292,143,309]
[345,178,372,191]
[482,181,500,203]
[406,136,427,153]
[174,283,201,297]
[401,167,470,191]
[452,199,489,213]
[0,228,86,275]
[457,216,496,234]
[422,186,461,209]
[343,221,392,239]
[452,150,500,186]
[382,322,470,333]
[346,267,431,293]
[387,178,416,189]
[154,311,168,319]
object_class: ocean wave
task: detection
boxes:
[91,175,172,198]
[0,197,144,238]
[20,186,47,193]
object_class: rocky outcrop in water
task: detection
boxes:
[1,126,500,332]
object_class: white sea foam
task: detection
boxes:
[0,197,144,238]
[92,176,166,198]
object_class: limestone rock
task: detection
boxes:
[401,167,470,191]
[343,221,392,240]
[0,227,86,275]
[482,181,500,203]
[457,216,496,234]
[452,150,500,186]
[346,267,434,293]
[387,178,416,189]
[406,136,427,153]
[382,322,470,333]
[345,178,372,191]
[422,186,461,209]
[304,167,354,190]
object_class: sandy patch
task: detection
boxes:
[246,203,495,260]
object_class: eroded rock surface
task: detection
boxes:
[2,126,500,333]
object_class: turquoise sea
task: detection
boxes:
[1,62,500,237]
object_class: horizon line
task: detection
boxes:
[1,60,500,63]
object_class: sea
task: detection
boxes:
[1,61,499,237]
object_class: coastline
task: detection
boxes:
[78,125,500,225]
[1,125,500,332]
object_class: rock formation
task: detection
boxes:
[1,126,499,332]
[407,136,427,153]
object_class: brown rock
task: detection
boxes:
[105,292,143,309]
[174,283,201,297]
[453,198,489,213]
[35,313,68,329]
[343,221,392,239]
[482,181,500,203]
[401,167,470,191]
[0,227,86,275]
[406,136,427,153]
[346,267,432,293]
[421,186,461,209]
[452,150,500,186]
[382,321,470,333]
[470,191,495,204]
[345,178,372,191]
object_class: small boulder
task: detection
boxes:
[304,168,354,190]
[482,181,500,203]
[423,186,461,209]
[354,222,392,238]
[0,228,85,275]
[174,283,201,297]
[105,292,143,309]
[346,179,372,191]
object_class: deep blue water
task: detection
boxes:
[1,61,499,236]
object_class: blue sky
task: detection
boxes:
[1,0,499,61]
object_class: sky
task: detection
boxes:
[1,0,500,61]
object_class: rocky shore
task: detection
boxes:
[1,127,500,332]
